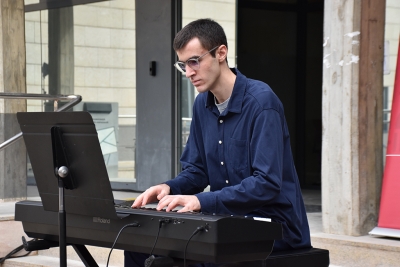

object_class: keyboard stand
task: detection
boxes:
[72,245,99,267]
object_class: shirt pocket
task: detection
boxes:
[228,138,248,173]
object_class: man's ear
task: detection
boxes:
[217,45,228,62]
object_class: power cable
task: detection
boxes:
[183,225,208,267]
[0,238,35,264]
[106,222,140,267]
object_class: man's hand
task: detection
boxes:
[157,195,201,213]
[131,184,171,208]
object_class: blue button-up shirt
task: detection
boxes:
[165,69,311,250]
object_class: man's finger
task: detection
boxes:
[132,196,143,208]
[157,192,165,201]
[157,196,175,211]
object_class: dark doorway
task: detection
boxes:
[237,0,324,188]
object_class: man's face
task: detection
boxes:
[176,38,220,94]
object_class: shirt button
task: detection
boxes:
[226,180,229,184]
[221,162,224,165]
[219,140,222,144]
[219,119,223,123]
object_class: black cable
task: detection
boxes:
[183,226,206,267]
[106,222,140,267]
[149,218,170,256]
[0,240,34,264]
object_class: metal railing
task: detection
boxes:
[0,93,82,151]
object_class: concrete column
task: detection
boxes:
[322,0,385,235]
[0,0,27,201]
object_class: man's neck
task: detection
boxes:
[212,67,236,104]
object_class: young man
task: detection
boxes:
[125,18,311,267]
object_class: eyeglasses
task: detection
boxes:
[174,46,219,74]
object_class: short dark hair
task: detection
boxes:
[173,18,228,58]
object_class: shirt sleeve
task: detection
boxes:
[164,112,210,195]
[196,108,287,216]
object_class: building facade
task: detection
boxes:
[0,0,399,239]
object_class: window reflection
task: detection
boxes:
[25,0,137,184]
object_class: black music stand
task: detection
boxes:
[17,112,119,267]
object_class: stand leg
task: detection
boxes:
[59,179,67,267]
[72,245,99,267]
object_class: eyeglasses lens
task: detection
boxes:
[175,59,201,74]
[187,59,199,70]
[176,62,186,73]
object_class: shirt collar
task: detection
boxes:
[205,68,246,114]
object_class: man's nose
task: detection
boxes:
[185,65,195,78]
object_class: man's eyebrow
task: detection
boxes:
[188,55,200,59]
[179,55,200,62]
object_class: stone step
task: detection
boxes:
[2,255,119,267]
[1,241,124,267]
[311,232,400,267]
[3,255,92,267]
[0,218,123,267]
[37,245,124,266]
[0,220,31,261]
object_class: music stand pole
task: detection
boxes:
[57,167,69,267]
[51,126,77,267]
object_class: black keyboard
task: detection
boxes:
[114,200,184,212]
[15,200,282,263]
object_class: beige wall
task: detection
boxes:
[382,0,400,158]
[384,0,400,90]
[182,0,236,99]
[384,0,400,119]
[182,0,237,68]
[74,0,135,125]
[25,10,48,112]
[25,0,136,125]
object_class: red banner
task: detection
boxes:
[377,38,400,231]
